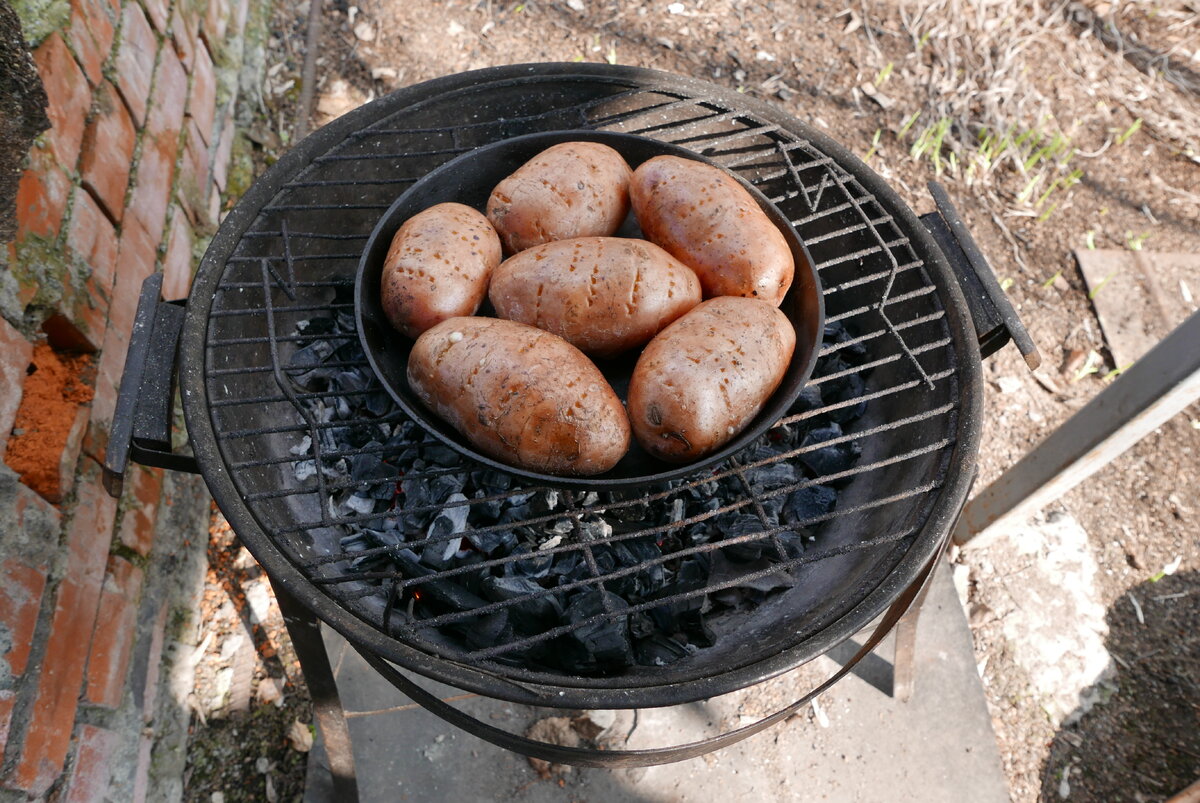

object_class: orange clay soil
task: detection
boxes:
[5,344,94,501]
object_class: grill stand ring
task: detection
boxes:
[301,529,952,774]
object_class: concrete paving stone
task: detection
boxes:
[304,560,1008,803]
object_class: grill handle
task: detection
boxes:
[921,181,1041,370]
[103,274,199,498]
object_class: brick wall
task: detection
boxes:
[0,0,258,797]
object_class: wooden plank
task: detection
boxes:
[955,310,1200,549]
[1076,249,1200,368]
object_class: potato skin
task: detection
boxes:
[628,297,796,463]
[487,142,633,253]
[630,155,794,306]
[380,203,502,339]
[489,237,702,359]
[407,317,631,476]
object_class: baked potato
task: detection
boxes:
[628,297,795,462]
[407,317,631,475]
[487,142,633,253]
[488,236,702,358]
[630,155,794,305]
[380,202,502,339]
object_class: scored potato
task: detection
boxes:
[489,237,702,358]
[487,142,633,253]
[380,202,502,339]
[407,317,631,476]
[630,155,794,306]
[628,297,795,463]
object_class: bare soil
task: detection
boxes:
[188,1,1200,800]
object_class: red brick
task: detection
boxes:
[10,461,115,795]
[170,6,197,72]
[0,690,14,748]
[0,318,34,455]
[68,0,116,85]
[188,41,215,144]
[161,210,193,301]
[84,556,143,707]
[0,560,48,679]
[210,109,234,193]
[32,34,91,170]
[116,465,161,556]
[125,48,187,245]
[141,0,168,34]
[15,152,71,242]
[84,221,157,460]
[79,82,136,224]
[73,0,117,52]
[114,3,156,126]
[63,724,118,803]
[175,120,209,225]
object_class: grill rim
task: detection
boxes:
[180,63,984,709]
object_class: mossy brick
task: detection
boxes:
[54,187,118,352]
[115,464,161,556]
[84,555,143,707]
[125,47,187,245]
[210,106,234,192]
[67,0,115,85]
[9,460,115,795]
[188,40,215,144]
[0,690,13,749]
[80,82,136,223]
[15,150,71,242]
[0,317,34,455]
[32,34,90,170]
[62,724,118,803]
[11,0,70,51]
[200,0,228,51]
[0,465,63,559]
[113,2,156,126]
[161,208,193,301]
[0,559,47,682]
[174,119,209,226]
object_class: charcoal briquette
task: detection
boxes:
[799,422,862,482]
[784,485,838,525]
[481,575,563,630]
[558,590,634,674]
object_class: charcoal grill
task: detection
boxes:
[103,64,1038,794]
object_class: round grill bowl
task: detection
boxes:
[181,64,982,710]
[355,130,824,490]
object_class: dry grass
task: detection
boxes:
[868,0,1200,231]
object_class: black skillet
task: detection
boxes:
[355,130,824,490]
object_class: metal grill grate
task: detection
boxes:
[196,70,966,692]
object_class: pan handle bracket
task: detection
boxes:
[920,180,1042,370]
[103,274,199,498]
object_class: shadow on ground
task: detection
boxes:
[1042,570,1199,801]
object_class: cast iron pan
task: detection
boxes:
[356,130,824,490]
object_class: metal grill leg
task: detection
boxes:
[272,580,359,801]
[891,583,929,702]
